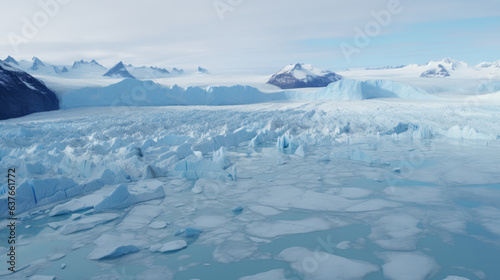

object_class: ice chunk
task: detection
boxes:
[248,205,282,216]
[213,146,230,169]
[239,269,287,280]
[383,186,443,204]
[59,213,119,235]
[369,214,422,250]
[149,244,163,252]
[192,215,229,229]
[49,194,104,216]
[326,188,373,199]
[173,143,193,160]
[344,199,401,212]
[149,221,168,229]
[337,241,351,250]
[442,277,470,280]
[87,233,140,260]
[232,206,244,213]
[241,185,396,212]
[31,177,78,206]
[29,276,56,280]
[0,178,79,218]
[246,218,346,238]
[117,205,163,231]
[26,161,46,175]
[158,240,188,253]
[278,247,378,279]
[276,131,297,151]
[213,239,258,263]
[294,145,306,157]
[94,180,165,211]
[175,158,233,181]
[1,178,30,215]
[446,125,494,140]
[191,178,225,196]
[185,228,202,238]
[47,253,65,261]
[191,182,204,194]
[231,166,237,181]
[379,251,439,280]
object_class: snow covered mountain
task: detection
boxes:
[476,60,500,71]
[420,64,450,77]
[29,57,63,75]
[125,65,170,79]
[424,58,469,71]
[103,61,136,79]
[365,65,404,70]
[4,55,19,65]
[0,61,59,120]
[267,63,343,89]
[172,67,185,74]
[66,59,108,78]
[345,57,500,80]
[3,56,63,76]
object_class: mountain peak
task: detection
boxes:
[420,64,450,78]
[71,59,104,69]
[31,57,45,70]
[268,63,342,89]
[90,59,101,66]
[426,58,468,71]
[172,67,184,74]
[4,56,19,65]
[72,60,87,69]
[103,61,135,79]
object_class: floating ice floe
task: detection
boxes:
[117,205,163,231]
[158,240,188,253]
[49,193,104,216]
[149,221,168,229]
[368,214,422,250]
[246,217,348,239]
[87,233,141,260]
[278,247,379,279]
[378,251,440,280]
[29,276,56,280]
[59,213,119,235]
[239,269,287,280]
[94,180,165,211]
[212,238,259,264]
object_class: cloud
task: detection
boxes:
[1,0,499,72]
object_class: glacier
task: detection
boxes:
[1,58,500,279]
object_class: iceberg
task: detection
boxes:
[94,180,165,211]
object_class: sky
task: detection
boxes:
[1,0,500,74]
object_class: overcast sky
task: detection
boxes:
[1,0,500,73]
